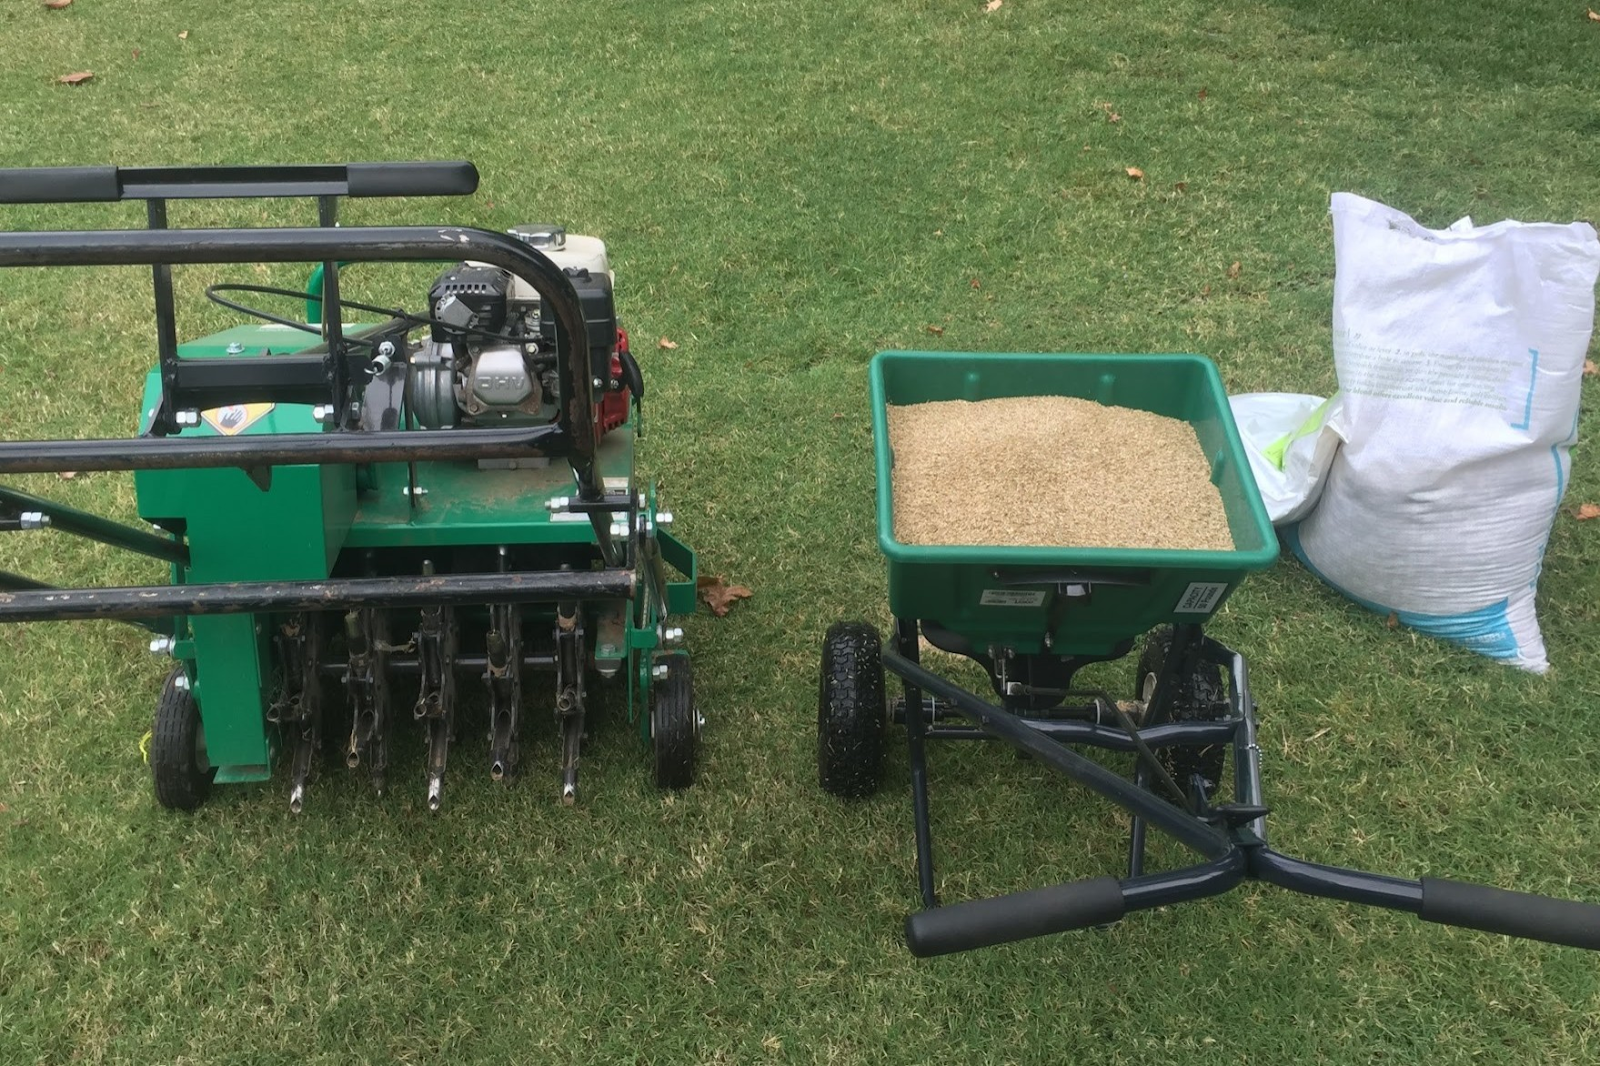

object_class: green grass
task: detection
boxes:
[3,0,1600,1062]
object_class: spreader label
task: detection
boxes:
[980,589,1047,608]
[1174,582,1229,614]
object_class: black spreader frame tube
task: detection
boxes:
[883,624,1600,958]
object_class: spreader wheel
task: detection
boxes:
[151,666,215,812]
[651,653,697,790]
[818,621,887,799]
[1135,626,1228,798]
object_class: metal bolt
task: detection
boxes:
[225,341,245,355]
[175,410,200,427]
[592,377,605,391]
[174,673,191,691]
[377,340,397,359]
[19,511,50,530]
[656,511,673,527]
[403,485,428,498]
[312,405,334,425]
[148,636,176,656]
[609,520,628,537]
[651,663,670,681]
[546,496,571,513]
[662,627,685,647]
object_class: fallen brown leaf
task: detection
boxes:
[1173,181,1188,193]
[984,0,1002,10]
[1200,284,1211,298]
[132,48,141,60]
[1575,502,1600,520]
[1125,166,1145,181]
[1385,611,1399,629]
[1585,358,1597,376]
[58,470,78,480]
[43,0,72,8]
[1198,87,1208,100]
[56,71,93,85]
[1589,8,1600,21]
[697,574,752,617]
[178,30,188,39]
[925,325,945,336]
[658,337,678,350]
[1226,261,1242,279]
[970,277,981,290]
[1093,101,1120,123]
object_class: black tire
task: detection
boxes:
[1134,627,1227,797]
[151,666,215,811]
[818,621,886,799]
[652,653,696,790]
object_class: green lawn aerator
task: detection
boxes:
[0,160,698,812]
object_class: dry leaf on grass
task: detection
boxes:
[984,0,1002,10]
[1585,359,1597,376]
[658,337,678,350]
[56,71,93,85]
[1575,502,1600,520]
[178,30,188,39]
[1226,261,1242,279]
[1093,101,1121,123]
[58,471,78,480]
[1198,87,1208,100]
[698,574,752,617]
[925,325,944,336]
[1174,181,1188,192]
[1125,166,1145,181]
[969,277,981,290]
[44,0,72,9]
[1385,611,1400,629]
[1589,8,1600,21]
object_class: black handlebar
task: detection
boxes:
[904,876,1125,958]
[0,161,479,205]
[1420,878,1600,951]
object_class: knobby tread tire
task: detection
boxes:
[151,666,215,812]
[818,621,886,799]
[1135,626,1227,794]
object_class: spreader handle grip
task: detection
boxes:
[1420,878,1600,950]
[905,876,1125,958]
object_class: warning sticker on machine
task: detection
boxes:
[202,403,275,436]
[1173,582,1229,614]
[980,589,1047,608]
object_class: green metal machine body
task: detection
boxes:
[0,161,699,812]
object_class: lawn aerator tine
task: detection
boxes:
[414,588,459,812]
[555,599,586,804]
[485,599,524,784]
[344,608,393,795]
[268,612,324,814]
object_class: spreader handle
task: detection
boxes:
[905,876,1125,958]
[1420,878,1600,950]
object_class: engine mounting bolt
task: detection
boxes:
[19,511,50,530]
[225,342,244,355]
[148,636,175,656]
[651,663,670,681]
[312,404,334,424]
[656,511,673,527]
[662,627,685,647]
[175,409,201,427]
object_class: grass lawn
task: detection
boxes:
[3,0,1599,1062]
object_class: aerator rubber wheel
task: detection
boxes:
[1135,626,1227,797]
[652,653,697,790]
[818,621,886,799]
[151,666,215,812]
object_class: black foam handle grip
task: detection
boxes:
[905,876,1126,958]
[0,166,120,204]
[1420,878,1600,950]
[345,161,479,198]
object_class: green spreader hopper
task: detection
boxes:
[0,161,698,812]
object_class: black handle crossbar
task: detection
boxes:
[0,161,479,205]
